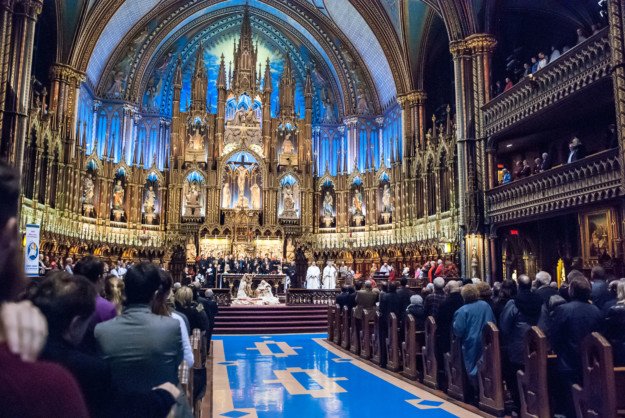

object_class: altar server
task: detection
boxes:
[323,261,337,289]
[306,261,321,289]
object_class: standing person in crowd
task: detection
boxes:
[402,264,410,278]
[34,272,179,418]
[95,262,184,395]
[605,280,625,366]
[74,255,118,352]
[549,45,561,62]
[453,284,495,400]
[476,281,494,307]
[514,160,524,180]
[533,157,542,175]
[535,271,557,305]
[396,278,413,316]
[104,275,125,315]
[503,77,513,92]
[175,287,209,336]
[0,160,89,418]
[590,265,611,310]
[201,289,218,354]
[567,137,585,163]
[492,279,517,323]
[550,276,602,417]
[576,27,587,44]
[65,258,73,274]
[502,168,511,184]
[306,261,320,289]
[531,56,539,73]
[499,274,548,413]
[520,160,531,178]
[540,152,551,171]
[336,286,350,309]
[537,52,548,70]
[405,295,427,331]
[425,277,446,318]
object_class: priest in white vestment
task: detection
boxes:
[322,261,337,289]
[306,261,321,289]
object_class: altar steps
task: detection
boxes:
[213,304,329,334]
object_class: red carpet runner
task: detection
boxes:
[213,304,329,334]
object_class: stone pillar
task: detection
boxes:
[0,0,42,174]
[449,33,497,279]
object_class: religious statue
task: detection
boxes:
[185,182,202,216]
[244,107,256,123]
[281,132,295,154]
[282,183,295,212]
[235,166,250,208]
[382,184,392,212]
[83,174,94,205]
[107,71,127,98]
[250,182,261,210]
[112,180,125,210]
[352,188,364,215]
[187,130,204,151]
[323,191,333,217]
[222,183,231,208]
[143,186,156,214]
[186,238,197,263]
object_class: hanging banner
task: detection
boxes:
[24,224,40,277]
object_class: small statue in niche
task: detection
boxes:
[323,191,333,217]
[282,183,295,212]
[185,182,202,216]
[143,186,157,214]
[83,174,95,205]
[112,180,125,210]
[250,182,261,210]
[222,183,231,208]
[382,184,392,212]
[281,132,295,154]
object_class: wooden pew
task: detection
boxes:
[401,314,424,380]
[422,316,438,389]
[178,359,193,406]
[477,322,504,417]
[516,326,550,418]
[341,305,350,349]
[191,332,203,417]
[572,332,625,418]
[371,310,383,366]
[445,328,468,402]
[327,305,335,343]
[333,304,341,345]
[350,307,360,355]
[386,312,401,372]
[360,308,375,360]
[192,328,206,368]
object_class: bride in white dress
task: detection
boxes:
[256,280,279,305]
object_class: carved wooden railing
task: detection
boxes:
[285,288,340,305]
[483,28,611,137]
[486,149,621,224]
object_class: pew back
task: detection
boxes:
[422,316,438,389]
[477,322,504,416]
[516,326,550,418]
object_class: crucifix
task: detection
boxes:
[230,154,255,210]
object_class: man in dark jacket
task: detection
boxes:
[396,278,413,319]
[500,274,548,411]
[347,282,361,310]
[336,286,350,309]
[590,265,611,309]
[550,276,603,417]
[534,271,557,305]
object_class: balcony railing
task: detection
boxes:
[483,28,611,137]
[486,149,621,224]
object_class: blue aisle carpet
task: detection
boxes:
[213,333,473,418]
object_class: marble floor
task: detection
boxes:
[212,333,480,418]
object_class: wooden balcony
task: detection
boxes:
[486,149,621,224]
[483,28,611,138]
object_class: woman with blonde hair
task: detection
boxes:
[104,275,124,315]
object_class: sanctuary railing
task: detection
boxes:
[285,288,340,305]
[486,148,621,224]
[483,28,611,137]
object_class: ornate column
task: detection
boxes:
[449,33,497,280]
[91,100,101,156]
[0,0,42,174]
[121,104,136,164]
